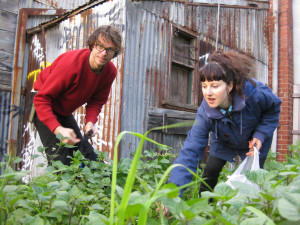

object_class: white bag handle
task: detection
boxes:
[251,146,260,171]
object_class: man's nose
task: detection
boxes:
[101,49,108,55]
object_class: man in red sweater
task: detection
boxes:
[33,25,123,165]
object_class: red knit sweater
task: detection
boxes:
[33,48,117,132]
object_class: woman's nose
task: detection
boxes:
[206,87,212,95]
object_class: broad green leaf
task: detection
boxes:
[240,217,268,225]
[69,185,83,198]
[181,209,196,220]
[279,171,298,176]
[186,198,209,214]
[210,210,237,225]
[214,182,239,199]
[33,184,44,194]
[115,185,124,198]
[37,194,52,201]
[52,199,69,209]
[188,216,209,225]
[91,203,104,210]
[159,158,169,164]
[224,195,248,209]
[160,196,181,216]
[278,198,300,221]
[277,189,300,208]
[31,215,45,225]
[128,192,151,205]
[160,183,180,198]
[78,195,95,203]
[124,203,143,218]
[3,184,18,192]
[227,181,260,198]
[245,206,275,225]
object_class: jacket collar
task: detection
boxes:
[203,92,246,119]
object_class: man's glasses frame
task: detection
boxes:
[94,43,116,56]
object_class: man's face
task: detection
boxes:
[89,35,117,70]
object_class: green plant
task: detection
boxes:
[0,129,300,224]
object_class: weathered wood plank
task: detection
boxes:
[0,51,13,73]
[148,109,195,135]
[0,10,18,33]
[0,0,19,14]
[148,107,197,120]
[0,83,12,91]
[0,30,15,54]
[0,70,12,86]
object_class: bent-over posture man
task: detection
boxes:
[33,25,123,165]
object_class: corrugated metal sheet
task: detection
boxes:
[19,0,91,10]
[120,0,269,158]
[0,91,11,162]
[16,0,270,165]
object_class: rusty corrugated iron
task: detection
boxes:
[11,0,271,166]
[8,9,66,165]
[119,0,269,157]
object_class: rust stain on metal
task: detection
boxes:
[8,8,67,159]
[26,0,107,36]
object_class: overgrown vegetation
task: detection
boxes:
[1,128,300,224]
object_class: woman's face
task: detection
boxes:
[201,80,233,109]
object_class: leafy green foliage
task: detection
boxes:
[1,132,300,224]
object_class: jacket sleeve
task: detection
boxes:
[252,81,281,143]
[168,106,211,192]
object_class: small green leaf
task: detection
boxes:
[36,163,45,168]
[260,192,276,201]
[13,157,23,163]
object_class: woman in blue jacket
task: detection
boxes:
[169,51,281,196]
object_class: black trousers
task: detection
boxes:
[199,155,266,194]
[33,112,97,166]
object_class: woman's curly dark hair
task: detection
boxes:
[86,25,123,58]
[200,51,256,96]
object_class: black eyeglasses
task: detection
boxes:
[94,43,116,55]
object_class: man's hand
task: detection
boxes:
[84,121,96,137]
[246,138,262,157]
[53,126,81,145]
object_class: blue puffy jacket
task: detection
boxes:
[169,79,281,189]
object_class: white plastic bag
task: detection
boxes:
[226,147,260,193]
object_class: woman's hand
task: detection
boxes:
[246,138,262,157]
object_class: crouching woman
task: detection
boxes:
[169,51,281,196]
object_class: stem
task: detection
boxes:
[69,199,76,225]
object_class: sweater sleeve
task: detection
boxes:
[168,106,211,193]
[33,54,77,132]
[252,81,281,143]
